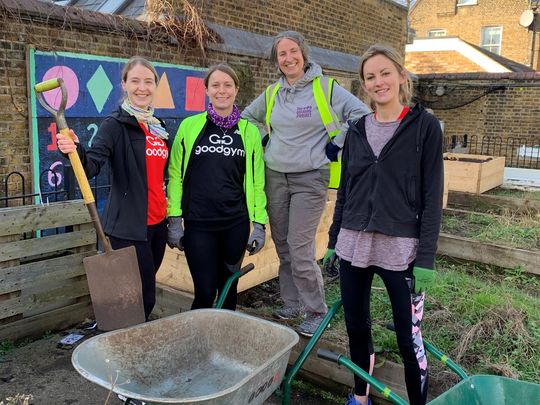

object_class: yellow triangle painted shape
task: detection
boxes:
[154,72,175,109]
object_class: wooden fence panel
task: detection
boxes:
[0,200,96,341]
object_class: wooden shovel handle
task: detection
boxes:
[61,127,112,253]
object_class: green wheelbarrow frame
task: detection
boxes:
[317,338,540,405]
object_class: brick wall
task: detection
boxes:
[0,1,407,201]
[416,73,540,163]
[406,50,485,73]
[410,0,540,69]
[199,0,407,57]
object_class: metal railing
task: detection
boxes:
[443,135,540,169]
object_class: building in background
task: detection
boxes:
[410,0,540,70]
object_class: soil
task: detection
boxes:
[0,322,341,405]
[444,156,492,163]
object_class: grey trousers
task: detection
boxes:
[265,167,328,314]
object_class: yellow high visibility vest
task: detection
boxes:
[264,76,342,189]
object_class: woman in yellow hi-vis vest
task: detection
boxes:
[242,31,369,337]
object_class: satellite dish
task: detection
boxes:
[520,9,535,28]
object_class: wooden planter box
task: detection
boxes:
[443,153,505,194]
[157,199,336,294]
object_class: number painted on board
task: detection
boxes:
[48,160,63,187]
[47,122,57,151]
[87,123,98,147]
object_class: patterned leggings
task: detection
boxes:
[339,260,428,405]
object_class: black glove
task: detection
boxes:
[325,140,340,162]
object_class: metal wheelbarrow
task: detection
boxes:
[72,264,299,404]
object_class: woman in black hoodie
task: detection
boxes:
[56,57,170,321]
[324,45,444,405]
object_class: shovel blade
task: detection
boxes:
[83,246,145,331]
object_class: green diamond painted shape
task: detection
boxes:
[87,65,113,113]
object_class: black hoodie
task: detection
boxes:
[328,104,443,269]
[75,107,170,241]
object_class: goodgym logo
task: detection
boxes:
[195,130,245,157]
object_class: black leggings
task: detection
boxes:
[183,219,250,310]
[339,259,428,405]
[109,219,168,320]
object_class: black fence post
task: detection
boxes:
[64,164,76,201]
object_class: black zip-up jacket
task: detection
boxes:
[74,107,170,241]
[328,104,443,269]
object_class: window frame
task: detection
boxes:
[428,29,447,38]
[480,26,503,55]
[457,0,478,6]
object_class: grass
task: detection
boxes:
[0,339,32,357]
[290,380,342,404]
[486,187,540,201]
[253,257,540,386]
[441,211,540,250]
[320,258,540,385]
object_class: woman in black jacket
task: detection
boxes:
[56,56,170,320]
[324,45,444,405]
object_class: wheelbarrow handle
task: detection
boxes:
[316,348,341,363]
[240,263,255,277]
[316,349,409,405]
[214,263,255,309]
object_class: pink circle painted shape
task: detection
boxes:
[42,66,79,109]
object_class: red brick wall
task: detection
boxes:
[416,73,540,163]
[199,0,407,57]
[0,1,407,200]
[410,0,540,69]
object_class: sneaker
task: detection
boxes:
[118,394,146,405]
[296,312,326,337]
[273,305,303,320]
[345,393,371,405]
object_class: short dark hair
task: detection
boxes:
[204,64,240,88]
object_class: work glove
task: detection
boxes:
[322,249,336,267]
[413,266,435,293]
[167,216,184,251]
[322,248,339,279]
[325,140,340,162]
[246,223,265,255]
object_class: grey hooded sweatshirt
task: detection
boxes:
[242,62,370,173]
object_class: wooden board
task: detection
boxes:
[0,251,94,295]
[0,298,93,342]
[438,233,540,275]
[156,200,336,294]
[0,278,89,320]
[0,200,91,237]
[444,153,505,194]
[448,191,540,214]
[0,229,96,262]
[153,284,193,319]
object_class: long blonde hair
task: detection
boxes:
[359,44,413,110]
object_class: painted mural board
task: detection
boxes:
[28,48,207,208]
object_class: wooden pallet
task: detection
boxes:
[0,200,96,341]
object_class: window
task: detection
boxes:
[457,0,478,5]
[481,26,502,55]
[428,29,447,38]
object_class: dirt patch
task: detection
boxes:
[0,322,341,405]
